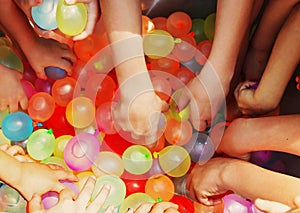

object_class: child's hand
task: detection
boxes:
[0,64,28,112]
[64,0,100,41]
[177,74,226,132]
[0,144,32,162]
[186,157,233,206]
[255,196,300,213]
[28,176,115,213]
[127,202,179,213]
[114,90,168,146]
[234,81,273,116]
[24,37,76,79]
[14,161,78,201]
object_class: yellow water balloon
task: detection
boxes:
[143,30,175,59]
[56,0,88,36]
[158,145,191,177]
[0,46,23,73]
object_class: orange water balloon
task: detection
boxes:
[66,96,95,128]
[145,174,175,201]
[164,118,193,146]
[51,77,80,107]
[142,15,155,35]
[28,92,56,122]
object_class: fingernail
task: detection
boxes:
[103,184,111,190]
[89,175,96,180]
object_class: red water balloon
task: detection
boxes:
[150,56,180,76]
[195,40,212,65]
[172,35,197,62]
[166,12,192,38]
[46,106,75,137]
[170,196,194,213]
[169,67,195,90]
[122,178,147,197]
[84,74,116,107]
[74,34,108,62]
[152,17,167,31]
[21,79,36,99]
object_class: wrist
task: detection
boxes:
[220,158,242,191]
[0,153,23,188]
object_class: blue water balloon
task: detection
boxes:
[45,66,67,80]
[2,112,33,142]
[31,0,59,30]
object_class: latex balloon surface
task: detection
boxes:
[56,0,88,36]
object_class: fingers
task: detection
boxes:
[88,183,112,212]
[59,187,76,201]
[134,202,155,213]
[52,167,78,182]
[255,198,291,213]
[134,202,179,213]
[28,194,44,213]
[150,202,179,213]
[6,145,26,156]
[19,95,29,111]
[104,205,115,213]
[76,176,96,206]
[65,0,92,4]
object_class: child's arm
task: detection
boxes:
[236,3,300,116]
[100,0,168,145]
[0,149,77,201]
[186,157,300,208]
[177,0,260,131]
[216,115,300,158]
[0,64,28,112]
[0,0,76,79]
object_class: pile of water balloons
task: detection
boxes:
[0,6,273,212]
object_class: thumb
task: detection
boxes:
[28,194,44,213]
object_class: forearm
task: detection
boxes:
[222,159,300,207]
[0,0,37,54]
[251,0,300,52]
[219,115,300,156]
[254,6,300,109]
[206,0,255,89]
[100,0,151,87]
